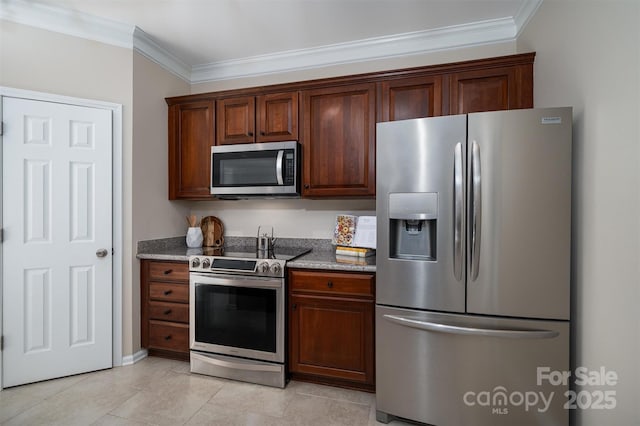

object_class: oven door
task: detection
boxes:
[189,272,284,363]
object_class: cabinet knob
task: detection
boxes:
[163,309,172,315]
[163,269,173,275]
[164,289,173,296]
[304,184,310,189]
[248,132,254,137]
[292,303,297,310]
[327,281,333,288]
[164,335,172,340]
[260,131,266,136]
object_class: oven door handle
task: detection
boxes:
[191,351,282,373]
[190,272,282,289]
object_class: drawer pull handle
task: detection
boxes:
[163,269,173,275]
[327,281,333,288]
[164,290,173,296]
[164,335,172,340]
[164,309,172,315]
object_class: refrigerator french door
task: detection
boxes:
[375,107,572,426]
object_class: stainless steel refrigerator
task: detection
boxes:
[375,107,572,426]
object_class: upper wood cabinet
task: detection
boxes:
[377,75,443,122]
[216,96,255,145]
[301,84,376,197]
[166,53,535,200]
[168,100,215,200]
[448,60,533,114]
[216,92,298,145]
[257,92,299,142]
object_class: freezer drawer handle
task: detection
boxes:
[383,314,559,339]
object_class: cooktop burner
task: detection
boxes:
[189,246,311,278]
[199,246,311,261]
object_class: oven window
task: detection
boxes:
[194,283,277,353]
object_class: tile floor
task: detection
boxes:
[0,356,413,425]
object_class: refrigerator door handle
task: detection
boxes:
[470,140,482,281]
[453,142,464,281]
[382,314,560,339]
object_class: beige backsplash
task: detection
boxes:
[188,199,375,239]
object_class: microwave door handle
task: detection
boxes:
[276,150,284,185]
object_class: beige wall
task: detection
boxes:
[519,2,640,425]
[131,52,190,354]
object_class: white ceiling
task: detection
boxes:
[1,0,542,82]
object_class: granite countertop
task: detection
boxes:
[287,250,376,273]
[136,236,376,273]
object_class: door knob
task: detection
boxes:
[96,248,108,258]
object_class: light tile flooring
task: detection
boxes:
[0,357,413,425]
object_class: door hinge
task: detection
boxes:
[0,228,3,243]
[1,335,3,351]
[0,121,3,136]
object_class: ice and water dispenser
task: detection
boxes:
[388,192,438,261]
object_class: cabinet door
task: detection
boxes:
[289,294,374,385]
[168,101,215,199]
[302,84,376,197]
[448,64,533,114]
[378,76,443,122]
[216,96,256,145]
[257,92,298,142]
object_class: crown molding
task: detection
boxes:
[0,0,134,48]
[132,27,191,83]
[514,0,543,37]
[1,0,543,84]
[191,17,520,83]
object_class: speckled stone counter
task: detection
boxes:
[287,250,376,272]
[136,236,376,272]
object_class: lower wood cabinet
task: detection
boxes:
[140,260,190,360]
[288,269,375,392]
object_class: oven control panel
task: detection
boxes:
[189,255,286,278]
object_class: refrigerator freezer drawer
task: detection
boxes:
[376,305,570,426]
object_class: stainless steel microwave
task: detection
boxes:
[210,141,300,198]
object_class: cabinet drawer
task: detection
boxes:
[148,261,189,282]
[149,282,189,303]
[148,301,189,323]
[148,321,189,353]
[290,270,374,298]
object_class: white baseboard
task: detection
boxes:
[121,349,148,366]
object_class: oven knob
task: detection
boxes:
[191,257,201,268]
[270,263,282,275]
[202,258,211,269]
[258,261,270,274]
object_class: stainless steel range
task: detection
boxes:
[189,247,309,388]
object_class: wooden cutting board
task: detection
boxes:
[200,216,224,247]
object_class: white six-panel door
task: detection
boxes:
[2,97,112,387]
